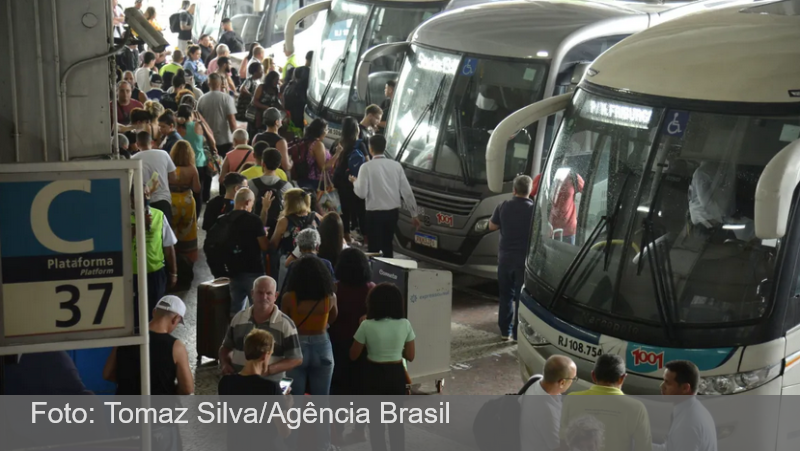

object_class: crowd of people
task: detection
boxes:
[108,3,420,449]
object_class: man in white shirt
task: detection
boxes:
[351,135,420,258]
[133,131,177,226]
[520,355,578,450]
[655,360,717,451]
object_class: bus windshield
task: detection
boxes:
[389,49,547,183]
[310,0,440,115]
[527,88,798,342]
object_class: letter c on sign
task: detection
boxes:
[31,180,95,253]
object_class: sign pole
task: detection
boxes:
[132,168,151,451]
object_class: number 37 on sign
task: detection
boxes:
[3,279,124,337]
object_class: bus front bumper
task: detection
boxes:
[393,216,500,280]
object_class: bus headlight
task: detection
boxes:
[698,364,782,394]
[473,218,492,234]
[519,316,549,346]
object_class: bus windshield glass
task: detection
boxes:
[385,45,459,161]
[389,52,547,182]
[310,0,441,114]
[345,5,440,115]
[311,0,370,112]
[527,88,796,338]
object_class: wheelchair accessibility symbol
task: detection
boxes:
[663,110,689,138]
[461,58,478,77]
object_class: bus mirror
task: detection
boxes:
[755,139,800,239]
[570,63,592,87]
[355,42,410,102]
[486,94,571,193]
[285,0,332,54]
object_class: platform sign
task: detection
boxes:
[0,165,135,346]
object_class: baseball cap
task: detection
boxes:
[155,295,186,324]
[264,107,283,124]
[150,73,163,85]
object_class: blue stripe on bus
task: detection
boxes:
[521,290,601,345]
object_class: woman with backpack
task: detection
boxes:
[239,62,263,136]
[270,188,320,288]
[332,117,368,244]
[252,71,283,132]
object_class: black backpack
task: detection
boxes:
[472,375,542,451]
[169,13,182,33]
[252,178,288,238]
[284,79,308,110]
[203,210,246,278]
[333,140,366,189]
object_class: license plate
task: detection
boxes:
[557,334,603,358]
[414,232,438,249]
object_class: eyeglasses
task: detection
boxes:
[564,377,579,382]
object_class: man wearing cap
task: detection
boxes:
[253,108,293,174]
[103,295,194,395]
[146,73,165,101]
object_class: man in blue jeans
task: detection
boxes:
[489,175,535,341]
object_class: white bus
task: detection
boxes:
[485,0,800,404]
[352,0,711,280]
[194,0,322,51]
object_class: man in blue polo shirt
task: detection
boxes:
[489,175,535,341]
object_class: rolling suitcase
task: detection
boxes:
[197,278,232,363]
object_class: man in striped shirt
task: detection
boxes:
[219,276,302,383]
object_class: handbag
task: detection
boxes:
[245,103,259,122]
[317,169,342,215]
[205,150,222,176]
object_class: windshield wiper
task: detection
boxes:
[396,74,448,162]
[316,57,343,116]
[602,171,633,271]
[636,171,677,342]
[548,215,608,309]
[547,178,631,309]
[452,104,472,186]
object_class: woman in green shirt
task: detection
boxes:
[350,283,415,451]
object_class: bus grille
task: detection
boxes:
[412,187,479,217]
